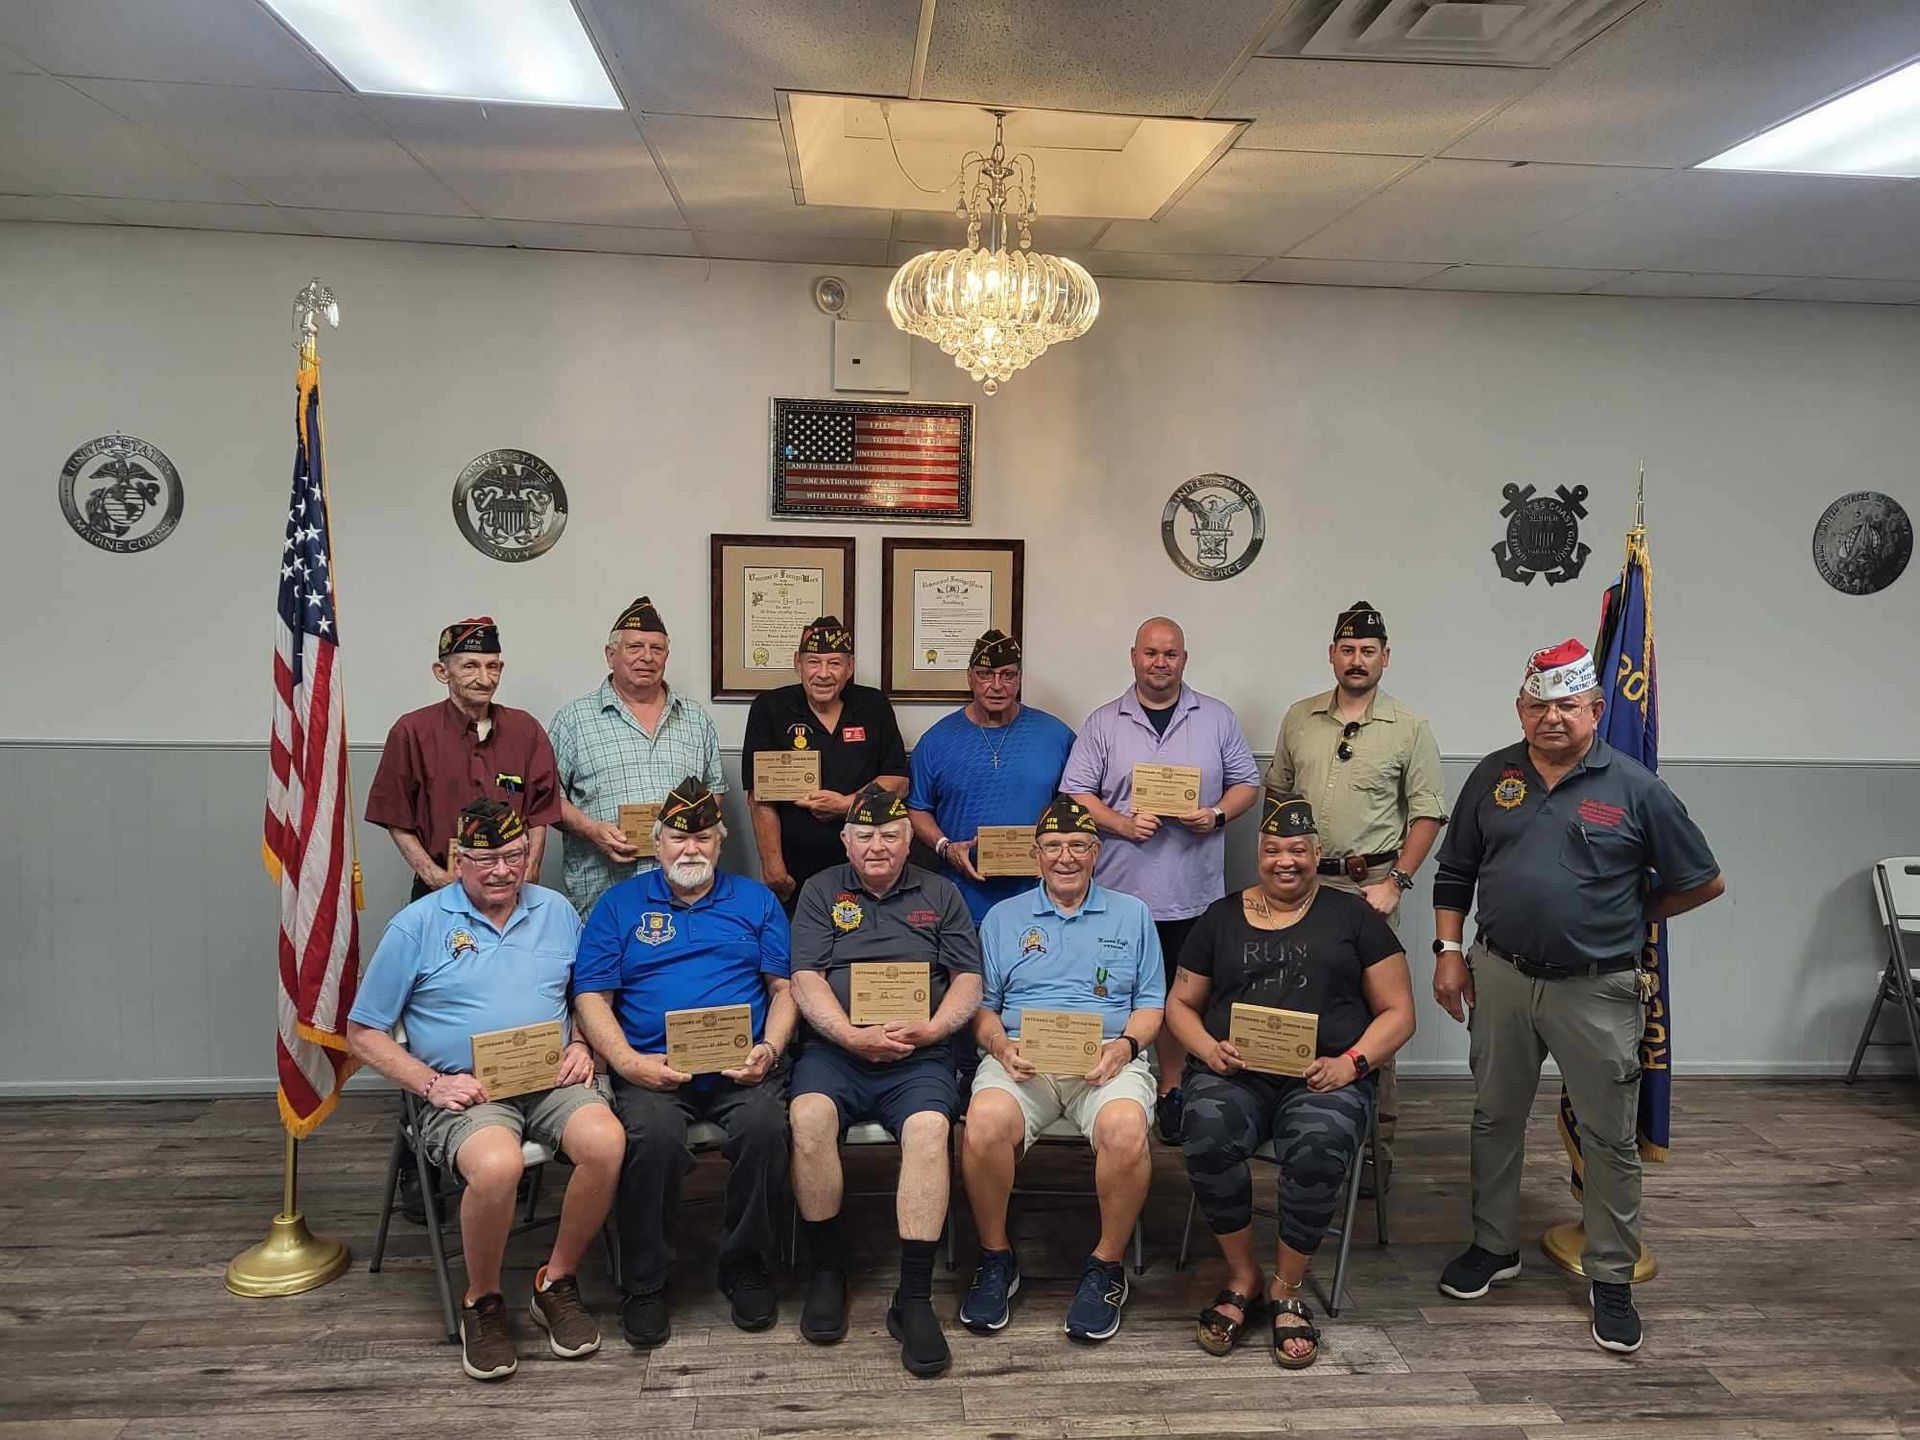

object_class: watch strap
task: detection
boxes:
[1121,1034,1141,1061]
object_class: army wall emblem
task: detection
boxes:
[1493,483,1590,586]
[453,448,568,562]
[1162,474,1264,581]
[1812,491,1911,596]
[59,434,184,554]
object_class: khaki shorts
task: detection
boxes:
[415,1078,611,1174]
[969,1052,1155,1152]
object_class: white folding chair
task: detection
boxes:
[1845,857,1920,1083]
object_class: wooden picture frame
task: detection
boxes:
[880,537,1025,702]
[709,533,855,700]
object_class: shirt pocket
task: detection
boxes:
[1092,949,1140,1003]
[1558,820,1638,883]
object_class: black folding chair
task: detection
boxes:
[1845,857,1920,1083]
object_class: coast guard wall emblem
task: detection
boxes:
[1493,483,1589,586]
[1812,491,1911,596]
[1162,474,1264,581]
[59,434,184,554]
[453,449,568,562]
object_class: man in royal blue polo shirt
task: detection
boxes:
[573,777,796,1351]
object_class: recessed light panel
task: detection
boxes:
[1699,59,1920,179]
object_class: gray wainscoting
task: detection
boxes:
[1,742,1915,1095]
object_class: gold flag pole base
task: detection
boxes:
[225,1130,350,1297]
[1541,1221,1658,1282]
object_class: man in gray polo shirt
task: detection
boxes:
[1430,639,1723,1356]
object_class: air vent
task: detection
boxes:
[1260,0,1652,68]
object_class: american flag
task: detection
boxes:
[773,399,971,518]
[263,361,361,1138]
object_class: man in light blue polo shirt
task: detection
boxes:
[572,777,796,1351]
[348,799,624,1384]
[959,797,1165,1343]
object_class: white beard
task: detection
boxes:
[667,855,714,890]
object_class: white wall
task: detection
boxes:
[3,222,1917,759]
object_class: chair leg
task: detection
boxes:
[521,1164,544,1224]
[1176,1192,1196,1272]
[1318,1137,1367,1319]
[1132,1215,1145,1276]
[601,1214,623,1291]
[1845,968,1891,1084]
[415,1144,461,1343]
[1369,1107,1389,1247]
[369,1119,407,1273]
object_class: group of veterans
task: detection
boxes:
[344,593,1725,1383]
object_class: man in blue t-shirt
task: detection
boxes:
[573,777,796,1352]
[908,629,1075,922]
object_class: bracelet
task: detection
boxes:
[935,836,951,857]
[1121,1035,1141,1061]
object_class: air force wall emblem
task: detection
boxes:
[1493,483,1590,586]
[1162,473,1264,581]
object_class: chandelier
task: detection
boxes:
[886,111,1100,395]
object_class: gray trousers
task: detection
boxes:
[1467,942,1644,1283]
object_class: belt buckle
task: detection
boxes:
[1342,854,1370,883]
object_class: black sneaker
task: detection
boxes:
[887,1291,952,1378]
[959,1247,1020,1333]
[1437,1244,1522,1300]
[620,1288,670,1349]
[1155,1089,1185,1145]
[721,1255,778,1333]
[799,1267,848,1345]
[1590,1281,1643,1353]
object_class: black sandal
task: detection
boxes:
[1270,1295,1321,1370]
[1196,1288,1267,1357]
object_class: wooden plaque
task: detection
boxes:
[974,824,1037,878]
[1131,762,1203,816]
[617,803,660,857]
[1018,1009,1105,1076]
[1229,1003,1318,1077]
[665,1004,755,1075]
[849,961,931,1026]
[753,750,821,802]
[470,1019,565,1101]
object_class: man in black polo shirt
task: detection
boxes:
[1430,640,1723,1355]
[742,616,909,913]
[787,783,983,1379]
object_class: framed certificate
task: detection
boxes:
[880,537,1024,701]
[710,534,855,700]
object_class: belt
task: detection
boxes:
[1318,850,1397,881]
[1480,936,1636,980]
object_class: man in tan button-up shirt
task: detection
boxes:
[1265,599,1446,1184]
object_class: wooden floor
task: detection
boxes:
[3,1078,1918,1439]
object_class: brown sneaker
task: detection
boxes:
[530,1268,601,1359]
[460,1293,517,1381]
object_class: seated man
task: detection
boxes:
[346,799,625,1383]
[961,797,1164,1343]
[572,777,796,1349]
[788,782,984,1379]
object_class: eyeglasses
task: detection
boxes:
[1037,840,1097,859]
[1336,720,1361,762]
[970,666,1021,685]
[459,847,530,871]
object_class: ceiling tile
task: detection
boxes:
[1290,158,1663,263]
[1443,0,1920,167]
[83,197,317,234]
[1216,58,1538,156]
[893,210,1110,250]
[644,114,890,237]
[0,72,254,202]
[922,0,1276,117]
[696,232,892,265]
[1413,264,1629,293]
[1585,270,1797,297]
[1661,180,1920,277]
[1244,256,1450,286]
[498,220,701,256]
[1084,250,1265,282]
[0,0,343,88]
[1097,149,1414,256]
[71,79,473,214]
[281,209,510,246]
[0,193,110,221]
[365,97,683,227]
[1752,276,1920,303]
[580,0,917,121]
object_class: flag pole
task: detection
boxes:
[226,280,352,1299]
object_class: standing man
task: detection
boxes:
[1061,616,1262,1143]
[1431,640,1723,1355]
[366,617,560,901]
[572,777,795,1350]
[1266,599,1447,1191]
[787,783,983,1379]
[908,629,1076,923]
[549,596,726,917]
[742,616,908,912]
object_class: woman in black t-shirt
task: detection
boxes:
[1166,794,1414,1368]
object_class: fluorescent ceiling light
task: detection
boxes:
[1699,59,1920,178]
[262,0,621,109]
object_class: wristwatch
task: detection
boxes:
[1344,1047,1370,1079]
[1433,939,1465,956]
[1212,807,1227,831]
[1389,867,1415,892]
[1121,1035,1141,1061]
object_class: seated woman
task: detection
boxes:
[1166,793,1415,1368]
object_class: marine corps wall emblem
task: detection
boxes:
[59,434,184,554]
[453,448,568,562]
[1493,483,1590,586]
[1812,491,1911,596]
[1162,474,1264,581]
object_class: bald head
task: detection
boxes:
[1130,616,1188,705]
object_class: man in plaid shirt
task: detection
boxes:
[550,596,727,916]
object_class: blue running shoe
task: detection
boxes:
[1064,1256,1128,1342]
[959,1248,1020,1333]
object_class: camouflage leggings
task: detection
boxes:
[1181,1069,1373,1254]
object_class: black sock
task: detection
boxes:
[898,1237,938,1303]
[803,1217,844,1272]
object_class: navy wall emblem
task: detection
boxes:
[59,434,184,554]
[453,449,568,562]
[1493,483,1590,586]
[635,912,676,946]
[1162,474,1264,581]
[1813,491,1911,596]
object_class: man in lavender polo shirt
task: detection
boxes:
[1061,616,1261,1143]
